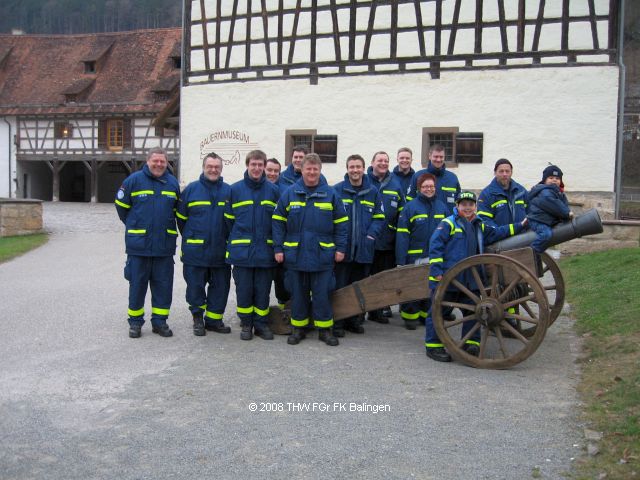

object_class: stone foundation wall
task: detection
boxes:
[0,199,44,237]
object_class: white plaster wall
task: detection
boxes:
[0,117,17,198]
[180,66,619,191]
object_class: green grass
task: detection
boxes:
[0,233,49,263]
[561,247,640,479]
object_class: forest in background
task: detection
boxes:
[0,0,181,35]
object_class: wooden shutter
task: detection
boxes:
[123,119,132,149]
[97,119,107,148]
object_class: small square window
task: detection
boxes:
[84,61,96,73]
[286,130,337,164]
[54,122,73,139]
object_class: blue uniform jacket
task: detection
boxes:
[367,167,405,251]
[175,174,232,267]
[226,172,280,268]
[115,164,180,257]
[395,193,449,265]
[272,177,349,272]
[278,164,301,195]
[392,165,415,198]
[428,211,523,291]
[527,184,570,226]
[333,174,386,264]
[407,162,460,215]
[477,178,528,227]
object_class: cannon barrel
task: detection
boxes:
[486,208,603,253]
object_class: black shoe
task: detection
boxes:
[206,322,231,334]
[344,324,365,334]
[152,324,173,337]
[129,325,141,338]
[193,314,206,336]
[404,320,418,330]
[463,343,480,357]
[426,347,452,362]
[240,325,253,341]
[367,311,389,324]
[333,327,345,338]
[287,327,306,345]
[318,328,339,346]
[254,325,274,340]
[382,306,393,318]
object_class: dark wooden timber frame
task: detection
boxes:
[184,0,619,85]
[16,114,179,202]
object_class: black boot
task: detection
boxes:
[287,327,306,345]
[404,320,418,330]
[254,324,274,340]
[192,313,205,336]
[318,328,339,346]
[240,324,253,341]
[129,325,141,338]
[152,324,173,337]
[426,347,451,362]
[206,322,231,334]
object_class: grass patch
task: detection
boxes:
[561,247,640,479]
[0,233,49,263]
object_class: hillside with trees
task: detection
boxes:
[1,0,181,35]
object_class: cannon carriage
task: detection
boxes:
[329,209,603,369]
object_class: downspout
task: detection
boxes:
[3,117,11,198]
[614,0,626,219]
[178,0,186,183]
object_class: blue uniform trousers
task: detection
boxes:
[287,270,335,329]
[183,264,231,327]
[232,266,274,328]
[400,299,430,325]
[273,264,291,307]
[124,255,174,328]
[425,289,480,348]
[529,220,553,253]
[334,261,370,329]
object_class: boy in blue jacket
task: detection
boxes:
[426,191,526,362]
[527,165,573,253]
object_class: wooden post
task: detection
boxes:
[91,159,97,203]
[52,160,60,202]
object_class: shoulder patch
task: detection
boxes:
[117,189,125,200]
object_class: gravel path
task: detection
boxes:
[0,202,584,479]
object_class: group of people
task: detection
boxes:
[115,145,572,362]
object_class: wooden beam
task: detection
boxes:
[287,0,302,65]
[225,0,239,69]
[390,0,398,59]
[413,0,426,58]
[474,0,483,55]
[517,0,526,52]
[215,0,222,69]
[348,0,357,61]
[608,0,619,62]
[260,0,272,65]
[497,0,509,64]
[310,0,318,84]
[329,0,342,63]
[447,0,462,55]
[362,1,378,60]
[245,0,252,68]
[199,0,211,71]
[277,0,283,65]
[587,0,599,50]
[532,0,546,64]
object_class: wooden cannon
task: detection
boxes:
[330,209,604,369]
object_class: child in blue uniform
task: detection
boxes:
[527,165,573,253]
[426,191,526,362]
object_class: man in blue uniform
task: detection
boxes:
[226,150,280,341]
[391,147,415,196]
[367,150,405,322]
[115,147,180,338]
[407,144,460,215]
[333,154,385,336]
[272,153,349,346]
[477,159,528,228]
[176,152,233,336]
[278,145,307,194]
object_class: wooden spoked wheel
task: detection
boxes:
[432,254,549,369]
[518,251,566,338]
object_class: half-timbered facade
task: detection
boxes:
[181,0,621,214]
[0,28,181,202]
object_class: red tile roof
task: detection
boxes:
[0,28,181,115]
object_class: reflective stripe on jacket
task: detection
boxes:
[407,162,460,215]
[333,174,385,264]
[226,171,280,267]
[428,211,523,291]
[395,193,448,265]
[272,177,348,272]
[477,177,528,227]
[367,167,405,251]
[115,164,180,257]
[176,174,232,267]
